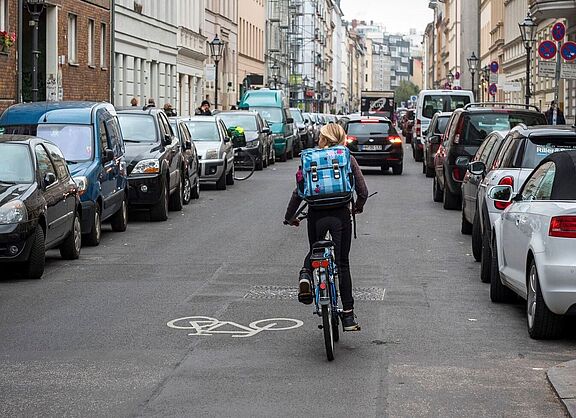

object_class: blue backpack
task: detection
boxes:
[297,146,355,209]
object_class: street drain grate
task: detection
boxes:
[244,286,386,301]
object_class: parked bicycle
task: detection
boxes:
[228,125,256,181]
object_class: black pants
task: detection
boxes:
[304,206,354,311]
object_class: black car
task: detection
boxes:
[117,108,184,221]
[423,111,451,177]
[290,108,313,150]
[435,103,547,210]
[217,111,274,170]
[169,118,201,204]
[338,116,403,175]
[0,135,82,279]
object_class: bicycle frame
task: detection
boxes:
[310,244,340,318]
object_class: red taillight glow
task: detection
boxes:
[453,117,465,144]
[345,135,357,145]
[549,216,576,238]
[495,176,514,210]
[311,260,329,269]
[452,167,463,182]
[319,282,327,290]
[388,135,402,144]
[360,119,379,123]
[416,119,421,136]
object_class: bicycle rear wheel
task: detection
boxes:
[233,149,256,181]
[322,304,335,361]
[332,311,340,342]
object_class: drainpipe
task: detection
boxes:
[17,0,23,102]
[110,0,115,104]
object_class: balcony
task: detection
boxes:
[529,0,576,21]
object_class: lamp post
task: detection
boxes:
[208,35,225,110]
[270,63,280,89]
[467,52,479,100]
[447,71,455,89]
[519,12,537,106]
[25,0,46,102]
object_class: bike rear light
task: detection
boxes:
[549,216,576,238]
[495,176,514,210]
[388,136,402,144]
[311,260,329,269]
[319,282,327,290]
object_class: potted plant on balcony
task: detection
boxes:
[0,31,17,53]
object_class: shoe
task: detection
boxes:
[298,268,313,305]
[342,311,360,331]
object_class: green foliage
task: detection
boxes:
[394,81,420,105]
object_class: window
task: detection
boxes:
[68,14,77,64]
[98,119,109,152]
[0,0,7,32]
[44,143,70,181]
[534,163,556,200]
[88,19,95,66]
[521,162,554,201]
[35,145,57,180]
[100,23,107,68]
[36,125,94,162]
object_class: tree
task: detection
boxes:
[395,81,420,106]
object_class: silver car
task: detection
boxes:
[180,116,234,190]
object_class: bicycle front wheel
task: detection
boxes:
[233,149,256,181]
[322,305,335,361]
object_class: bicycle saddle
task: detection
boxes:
[312,240,335,249]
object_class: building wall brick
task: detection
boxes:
[0,0,19,114]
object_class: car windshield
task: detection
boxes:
[463,113,546,146]
[252,107,283,124]
[117,115,157,142]
[0,143,34,184]
[184,121,220,141]
[422,95,471,118]
[36,124,94,162]
[290,110,304,123]
[522,139,576,168]
[347,121,390,136]
[218,114,258,131]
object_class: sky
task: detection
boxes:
[339,0,434,36]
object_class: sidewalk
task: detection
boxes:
[548,360,576,417]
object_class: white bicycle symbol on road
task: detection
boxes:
[166,316,304,338]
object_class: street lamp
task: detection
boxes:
[467,52,479,99]
[519,12,537,105]
[208,34,225,110]
[447,71,454,89]
[25,0,46,102]
[270,63,280,89]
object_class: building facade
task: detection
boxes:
[238,0,265,99]
[0,0,18,113]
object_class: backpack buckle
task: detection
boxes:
[332,160,340,180]
[311,164,318,182]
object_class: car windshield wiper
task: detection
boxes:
[66,160,80,164]
[0,180,18,185]
[123,139,143,143]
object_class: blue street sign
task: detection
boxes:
[539,41,558,60]
[489,83,497,96]
[561,41,576,61]
[490,61,499,73]
[552,22,566,42]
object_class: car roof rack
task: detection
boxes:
[463,102,540,112]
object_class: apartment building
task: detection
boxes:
[238,0,265,98]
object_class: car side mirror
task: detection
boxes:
[163,134,172,146]
[286,117,294,124]
[456,156,470,167]
[184,141,192,150]
[262,127,271,134]
[102,149,114,164]
[488,185,515,203]
[44,172,57,188]
[468,161,486,176]
[430,135,441,145]
[423,129,428,136]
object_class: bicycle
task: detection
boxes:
[233,147,256,181]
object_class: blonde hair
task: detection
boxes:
[319,123,346,148]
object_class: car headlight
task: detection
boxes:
[73,176,88,195]
[246,140,260,148]
[0,200,28,225]
[205,149,219,160]
[132,159,160,174]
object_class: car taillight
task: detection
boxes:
[416,119,421,136]
[388,135,402,144]
[453,117,465,144]
[452,166,464,182]
[495,176,514,210]
[345,135,357,145]
[549,216,576,238]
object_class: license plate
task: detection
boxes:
[362,145,382,151]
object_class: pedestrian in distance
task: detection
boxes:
[130,97,139,107]
[545,101,566,125]
[195,100,212,116]
[143,98,156,110]
[283,123,368,331]
[163,103,177,117]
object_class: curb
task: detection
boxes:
[548,360,576,417]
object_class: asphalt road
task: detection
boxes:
[1,146,575,418]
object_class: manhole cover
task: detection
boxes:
[244,286,385,301]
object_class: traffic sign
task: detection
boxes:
[539,41,558,60]
[410,95,418,103]
[561,62,576,80]
[561,41,576,61]
[538,60,557,78]
[552,22,566,42]
[490,61,499,73]
[489,83,498,96]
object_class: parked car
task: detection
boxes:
[423,112,451,177]
[470,125,576,283]
[217,110,273,170]
[238,89,295,162]
[303,112,321,144]
[0,101,128,246]
[0,135,82,279]
[290,108,313,150]
[169,118,201,204]
[117,108,184,221]
[460,130,507,265]
[338,115,403,175]
[433,103,547,210]
[489,150,576,339]
[179,116,234,190]
[401,110,415,146]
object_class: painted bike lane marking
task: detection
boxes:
[167,316,304,338]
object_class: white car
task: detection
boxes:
[489,150,576,339]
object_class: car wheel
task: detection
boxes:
[471,211,482,262]
[443,181,461,210]
[527,260,564,339]
[269,148,276,165]
[191,178,200,199]
[216,166,227,190]
[150,178,169,221]
[287,148,294,160]
[110,194,128,232]
[279,150,287,162]
[256,154,264,171]
[461,211,473,235]
[25,225,45,280]
[489,236,515,303]
[422,161,426,174]
[60,212,81,260]
[182,173,192,205]
[425,162,435,178]
[226,163,235,185]
[168,176,183,211]
[480,230,492,283]
[392,163,403,175]
[433,176,443,202]
[262,148,268,168]
[83,204,101,246]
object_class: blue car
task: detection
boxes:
[0,102,128,246]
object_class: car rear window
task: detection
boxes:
[436,117,450,133]
[462,112,546,146]
[422,95,471,118]
[347,121,390,136]
[184,121,219,141]
[521,138,576,168]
